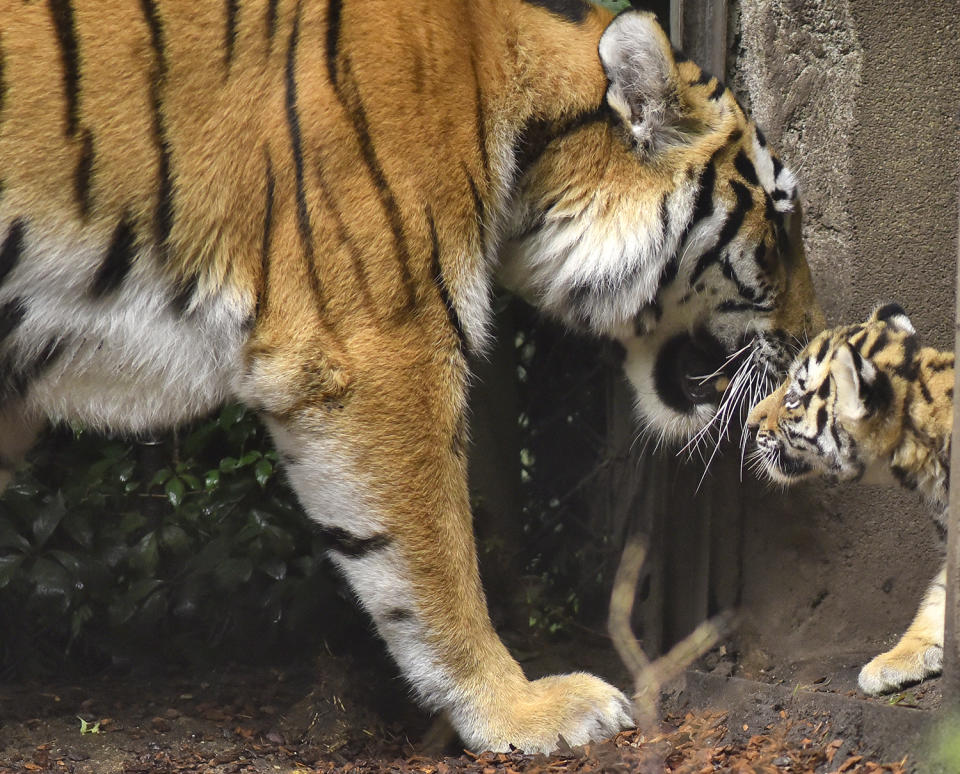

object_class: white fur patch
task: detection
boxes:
[0,218,252,432]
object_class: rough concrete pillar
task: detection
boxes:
[728,0,960,683]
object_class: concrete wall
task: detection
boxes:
[726,0,960,680]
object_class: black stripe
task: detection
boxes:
[471,60,489,180]
[0,298,24,346]
[285,2,325,307]
[815,406,827,434]
[326,0,343,86]
[771,156,784,178]
[318,526,391,558]
[864,330,889,359]
[139,0,174,251]
[689,180,753,286]
[384,608,414,623]
[265,0,279,47]
[734,150,759,186]
[918,374,934,404]
[0,219,25,286]
[75,129,94,217]
[427,206,466,348]
[91,219,136,297]
[708,79,726,100]
[313,166,377,312]
[755,127,767,147]
[875,302,907,324]
[48,0,81,136]
[256,151,275,320]
[225,0,240,72]
[523,0,589,23]
[691,71,712,87]
[1,337,64,402]
[338,67,417,308]
[170,274,199,315]
[817,378,830,399]
[658,192,669,245]
[138,0,166,75]
[465,171,485,240]
[0,33,6,119]
[814,337,829,363]
[515,105,609,179]
[717,299,772,314]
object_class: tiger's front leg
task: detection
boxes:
[858,564,945,695]
[243,323,632,753]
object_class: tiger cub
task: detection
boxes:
[747,304,950,694]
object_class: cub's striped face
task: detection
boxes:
[500,11,822,443]
[747,305,917,484]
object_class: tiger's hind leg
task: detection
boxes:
[0,401,43,495]
[242,322,632,754]
[858,563,945,695]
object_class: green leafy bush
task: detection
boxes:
[0,406,355,676]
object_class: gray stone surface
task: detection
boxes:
[728,0,960,678]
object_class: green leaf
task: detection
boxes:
[115,459,136,483]
[160,524,192,554]
[149,467,173,488]
[32,495,67,548]
[165,477,186,508]
[119,512,148,534]
[129,532,160,575]
[0,521,31,552]
[218,403,245,428]
[204,469,221,490]
[179,473,201,490]
[254,459,273,488]
[238,451,262,467]
[28,557,72,600]
[219,457,239,473]
[259,558,287,581]
[0,554,25,588]
[214,557,253,590]
[62,511,94,549]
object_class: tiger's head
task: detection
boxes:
[499,10,822,443]
[746,304,919,485]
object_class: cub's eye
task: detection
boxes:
[784,391,802,411]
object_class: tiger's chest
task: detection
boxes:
[0,223,254,433]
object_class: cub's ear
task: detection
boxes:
[831,344,876,422]
[598,11,681,154]
[872,302,915,335]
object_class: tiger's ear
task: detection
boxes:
[872,303,915,335]
[598,11,681,154]
[831,344,876,422]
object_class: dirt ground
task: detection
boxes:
[0,638,921,774]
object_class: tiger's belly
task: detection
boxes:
[0,225,254,433]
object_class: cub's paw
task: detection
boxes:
[858,642,943,695]
[464,673,634,754]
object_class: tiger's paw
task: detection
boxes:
[858,641,943,695]
[458,673,634,754]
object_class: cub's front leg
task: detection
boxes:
[858,564,945,695]
[244,323,632,753]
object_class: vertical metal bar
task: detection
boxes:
[670,0,728,79]
[944,181,960,706]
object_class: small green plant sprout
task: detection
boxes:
[77,716,101,734]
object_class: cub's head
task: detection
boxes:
[500,10,822,443]
[746,304,918,485]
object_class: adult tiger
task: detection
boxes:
[0,0,820,754]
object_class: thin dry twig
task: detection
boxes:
[608,531,737,729]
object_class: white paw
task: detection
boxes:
[459,672,634,754]
[858,644,942,695]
